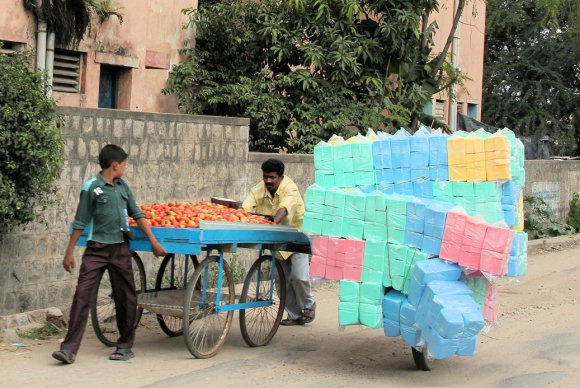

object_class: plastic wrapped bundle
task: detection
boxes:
[391,129,412,168]
[382,290,406,337]
[410,126,431,168]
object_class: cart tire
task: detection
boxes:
[155,254,199,337]
[90,251,146,347]
[239,255,286,347]
[183,255,234,358]
[412,346,436,371]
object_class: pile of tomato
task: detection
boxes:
[129,201,273,228]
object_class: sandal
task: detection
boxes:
[280,317,304,326]
[109,348,135,361]
[52,349,75,364]
[301,307,315,324]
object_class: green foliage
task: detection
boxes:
[483,0,580,156]
[523,196,575,239]
[165,0,462,152]
[17,322,65,340]
[0,49,64,234]
[567,192,580,231]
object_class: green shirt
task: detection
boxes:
[72,173,144,244]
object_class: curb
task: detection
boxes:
[527,233,580,256]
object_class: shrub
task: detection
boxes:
[568,193,580,232]
[0,49,64,233]
[523,196,575,239]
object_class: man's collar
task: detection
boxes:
[96,173,120,186]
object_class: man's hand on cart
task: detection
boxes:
[151,241,167,258]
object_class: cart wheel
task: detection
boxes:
[155,254,199,337]
[90,251,146,347]
[412,346,436,371]
[183,255,234,358]
[239,255,286,347]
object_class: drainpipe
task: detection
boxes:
[34,0,47,72]
[449,0,462,132]
[46,32,55,96]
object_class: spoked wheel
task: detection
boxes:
[155,254,198,337]
[412,346,437,371]
[239,255,286,347]
[90,251,146,347]
[183,255,234,358]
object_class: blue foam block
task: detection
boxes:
[400,299,417,326]
[391,138,411,168]
[425,327,460,359]
[383,318,401,337]
[412,258,462,285]
[382,290,406,321]
[420,235,442,256]
[456,335,477,356]
[401,324,422,347]
[404,230,424,249]
[413,180,433,199]
[433,308,465,339]
[394,182,413,195]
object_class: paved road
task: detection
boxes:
[1,245,579,387]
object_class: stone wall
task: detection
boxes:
[524,160,580,223]
[0,107,249,314]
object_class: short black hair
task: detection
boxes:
[98,144,128,169]
[261,158,284,176]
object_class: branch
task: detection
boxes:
[431,0,467,76]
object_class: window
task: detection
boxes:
[0,40,25,54]
[98,65,132,109]
[467,103,478,119]
[434,99,446,121]
[53,49,84,93]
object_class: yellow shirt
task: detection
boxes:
[242,176,305,259]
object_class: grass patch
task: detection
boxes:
[17,323,65,340]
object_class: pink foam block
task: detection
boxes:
[327,237,340,257]
[309,255,326,278]
[325,265,344,281]
[311,236,329,257]
[337,238,349,253]
[458,248,481,269]
[342,264,362,282]
[483,300,498,323]
[445,210,467,232]
[439,241,461,262]
[334,252,347,268]
[480,249,508,276]
[463,216,488,249]
[485,281,497,302]
[344,239,365,255]
[483,225,514,253]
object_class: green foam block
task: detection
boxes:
[342,218,364,240]
[339,280,360,303]
[359,303,383,329]
[338,302,360,326]
[360,282,385,305]
[364,222,387,241]
[361,268,383,284]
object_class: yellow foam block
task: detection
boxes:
[484,135,510,157]
[466,161,486,181]
[465,152,486,164]
[486,159,512,181]
[449,165,467,181]
[465,137,485,154]
[448,137,466,165]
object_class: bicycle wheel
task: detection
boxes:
[183,255,234,359]
[90,251,146,347]
[239,255,286,347]
[155,253,198,337]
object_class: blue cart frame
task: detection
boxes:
[82,223,311,358]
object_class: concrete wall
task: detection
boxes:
[0,107,249,314]
[524,160,580,222]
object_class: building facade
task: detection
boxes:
[0,0,484,123]
[0,0,195,113]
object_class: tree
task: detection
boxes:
[164,0,467,152]
[0,49,64,233]
[482,0,580,156]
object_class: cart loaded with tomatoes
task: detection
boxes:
[81,197,309,359]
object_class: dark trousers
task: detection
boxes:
[61,240,137,354]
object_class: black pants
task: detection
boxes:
[61,240,136,354]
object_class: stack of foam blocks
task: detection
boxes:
[304,127,527,360]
